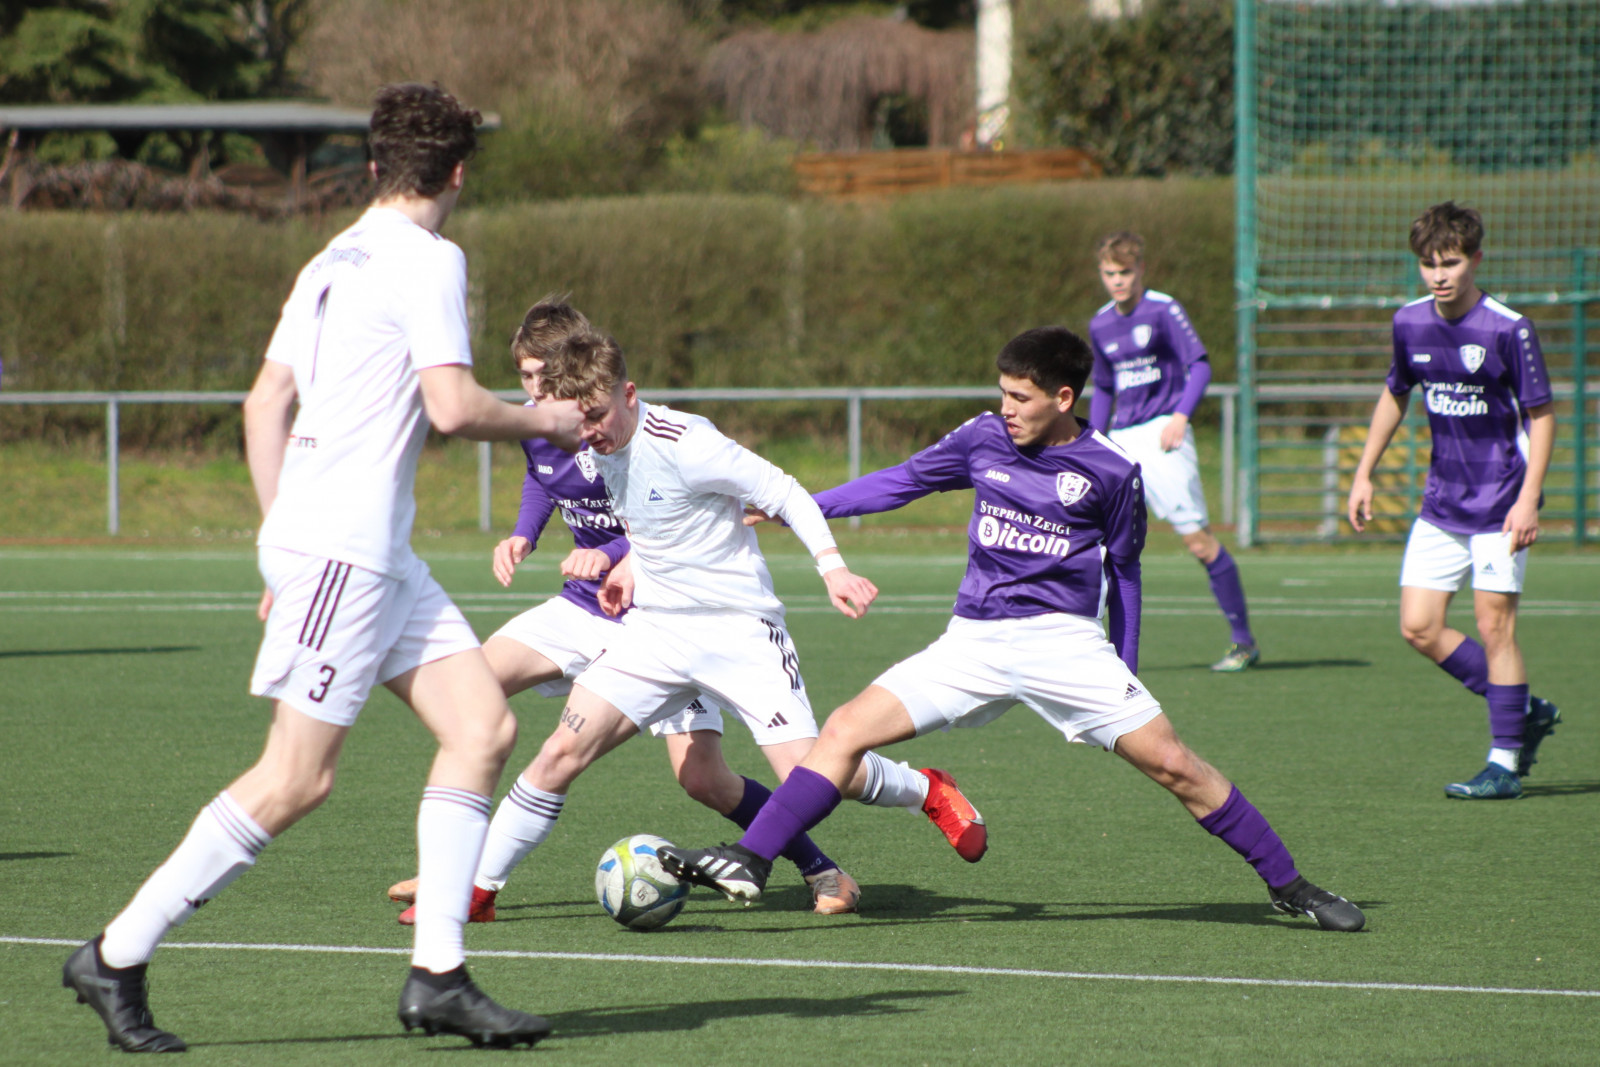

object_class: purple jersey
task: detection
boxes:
[1088,290,1209,428]
[1387,293,1552,535]
[816,413,1146,622]
[514,436,625,617]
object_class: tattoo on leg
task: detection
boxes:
[560,706,586,734]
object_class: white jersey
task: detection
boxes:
[256,208,473,578]
[593,401,837,616]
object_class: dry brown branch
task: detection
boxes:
[7,157,369,217]
[303,0,705,130]
[704,17,975,151]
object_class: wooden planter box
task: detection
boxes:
[795,147,1101,197]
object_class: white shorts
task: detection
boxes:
[490,596,724,737]
[1109,415,1208,534]
[249,549,480,727]
[1399,518,1527,595]
[873,613,1165,751]
[574,609,819,748]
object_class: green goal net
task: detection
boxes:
[1235,0,1600,544]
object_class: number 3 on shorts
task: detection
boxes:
[309,665,338,703]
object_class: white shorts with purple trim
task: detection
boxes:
[873,613,1164,751]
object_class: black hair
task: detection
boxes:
[996,326,1093,401]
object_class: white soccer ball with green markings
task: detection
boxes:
[595,834,689,931]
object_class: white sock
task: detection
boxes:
[474,778,566,891]
[411,787,491,973]
[101,791,270,967]
[856,753,929,809]
[1488,748,1520,773]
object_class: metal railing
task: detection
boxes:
[1,385,1240,535]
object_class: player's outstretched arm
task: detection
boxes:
[418,364,582,448]
[1504,402,1555,549]
[1347,389,1409,533]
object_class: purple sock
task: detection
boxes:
[738,767,842,862]
[1485,683,1530,751]
[728,777,835,878]
[1437,638,1489,697]
[1197,785,1300,889]
[1204,546,1254,645]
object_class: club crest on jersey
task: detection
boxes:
[1459,344,1486,373]
[1132,324,1153,349]
[574,450,599,482]
[647,486,666,503]
[1056,472,1091,506]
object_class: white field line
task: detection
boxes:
[5,548,1600,569]
[5,936,1596,999]
[3,591,1598,618]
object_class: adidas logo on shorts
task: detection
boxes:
[1123,683,1141,701]
[767,712,789,729]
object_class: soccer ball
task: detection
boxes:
[595,834,689,931]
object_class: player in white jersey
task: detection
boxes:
[382,300,868,918]
[62,84,580,1052]
[486,329,989,886]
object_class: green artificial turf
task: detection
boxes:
[2,545,1597,1064]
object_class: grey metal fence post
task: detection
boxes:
[478,441,492,533]
[1319,424,1341,541]
[107,397,120,535]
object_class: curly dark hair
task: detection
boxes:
[368,83,481,199]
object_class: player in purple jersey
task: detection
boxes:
[1089,232,1258,672]
[1348,203,1560,800]
[384,300,867,918]
[661,327,1363,932]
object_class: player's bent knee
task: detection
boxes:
[673,761,721,806]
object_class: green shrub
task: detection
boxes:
[2,179,1235,446]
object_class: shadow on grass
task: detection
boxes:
[196,989,958,1049]
[0,851,75,862]
[547,988,959,1038]
[0,645,199,659]
[1140,658,1370,673]
[1521,780,1600,798]
[479,886,1383,933]
[706,884,1383,932]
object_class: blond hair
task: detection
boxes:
[1095,230,1145,268]
[537,329,628,405]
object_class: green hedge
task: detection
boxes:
[1,179,1234,445]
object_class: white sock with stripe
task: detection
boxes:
[856,752,930,809]
[101,791,270,968]
[411,787,492,973]
[475,777,566,891]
